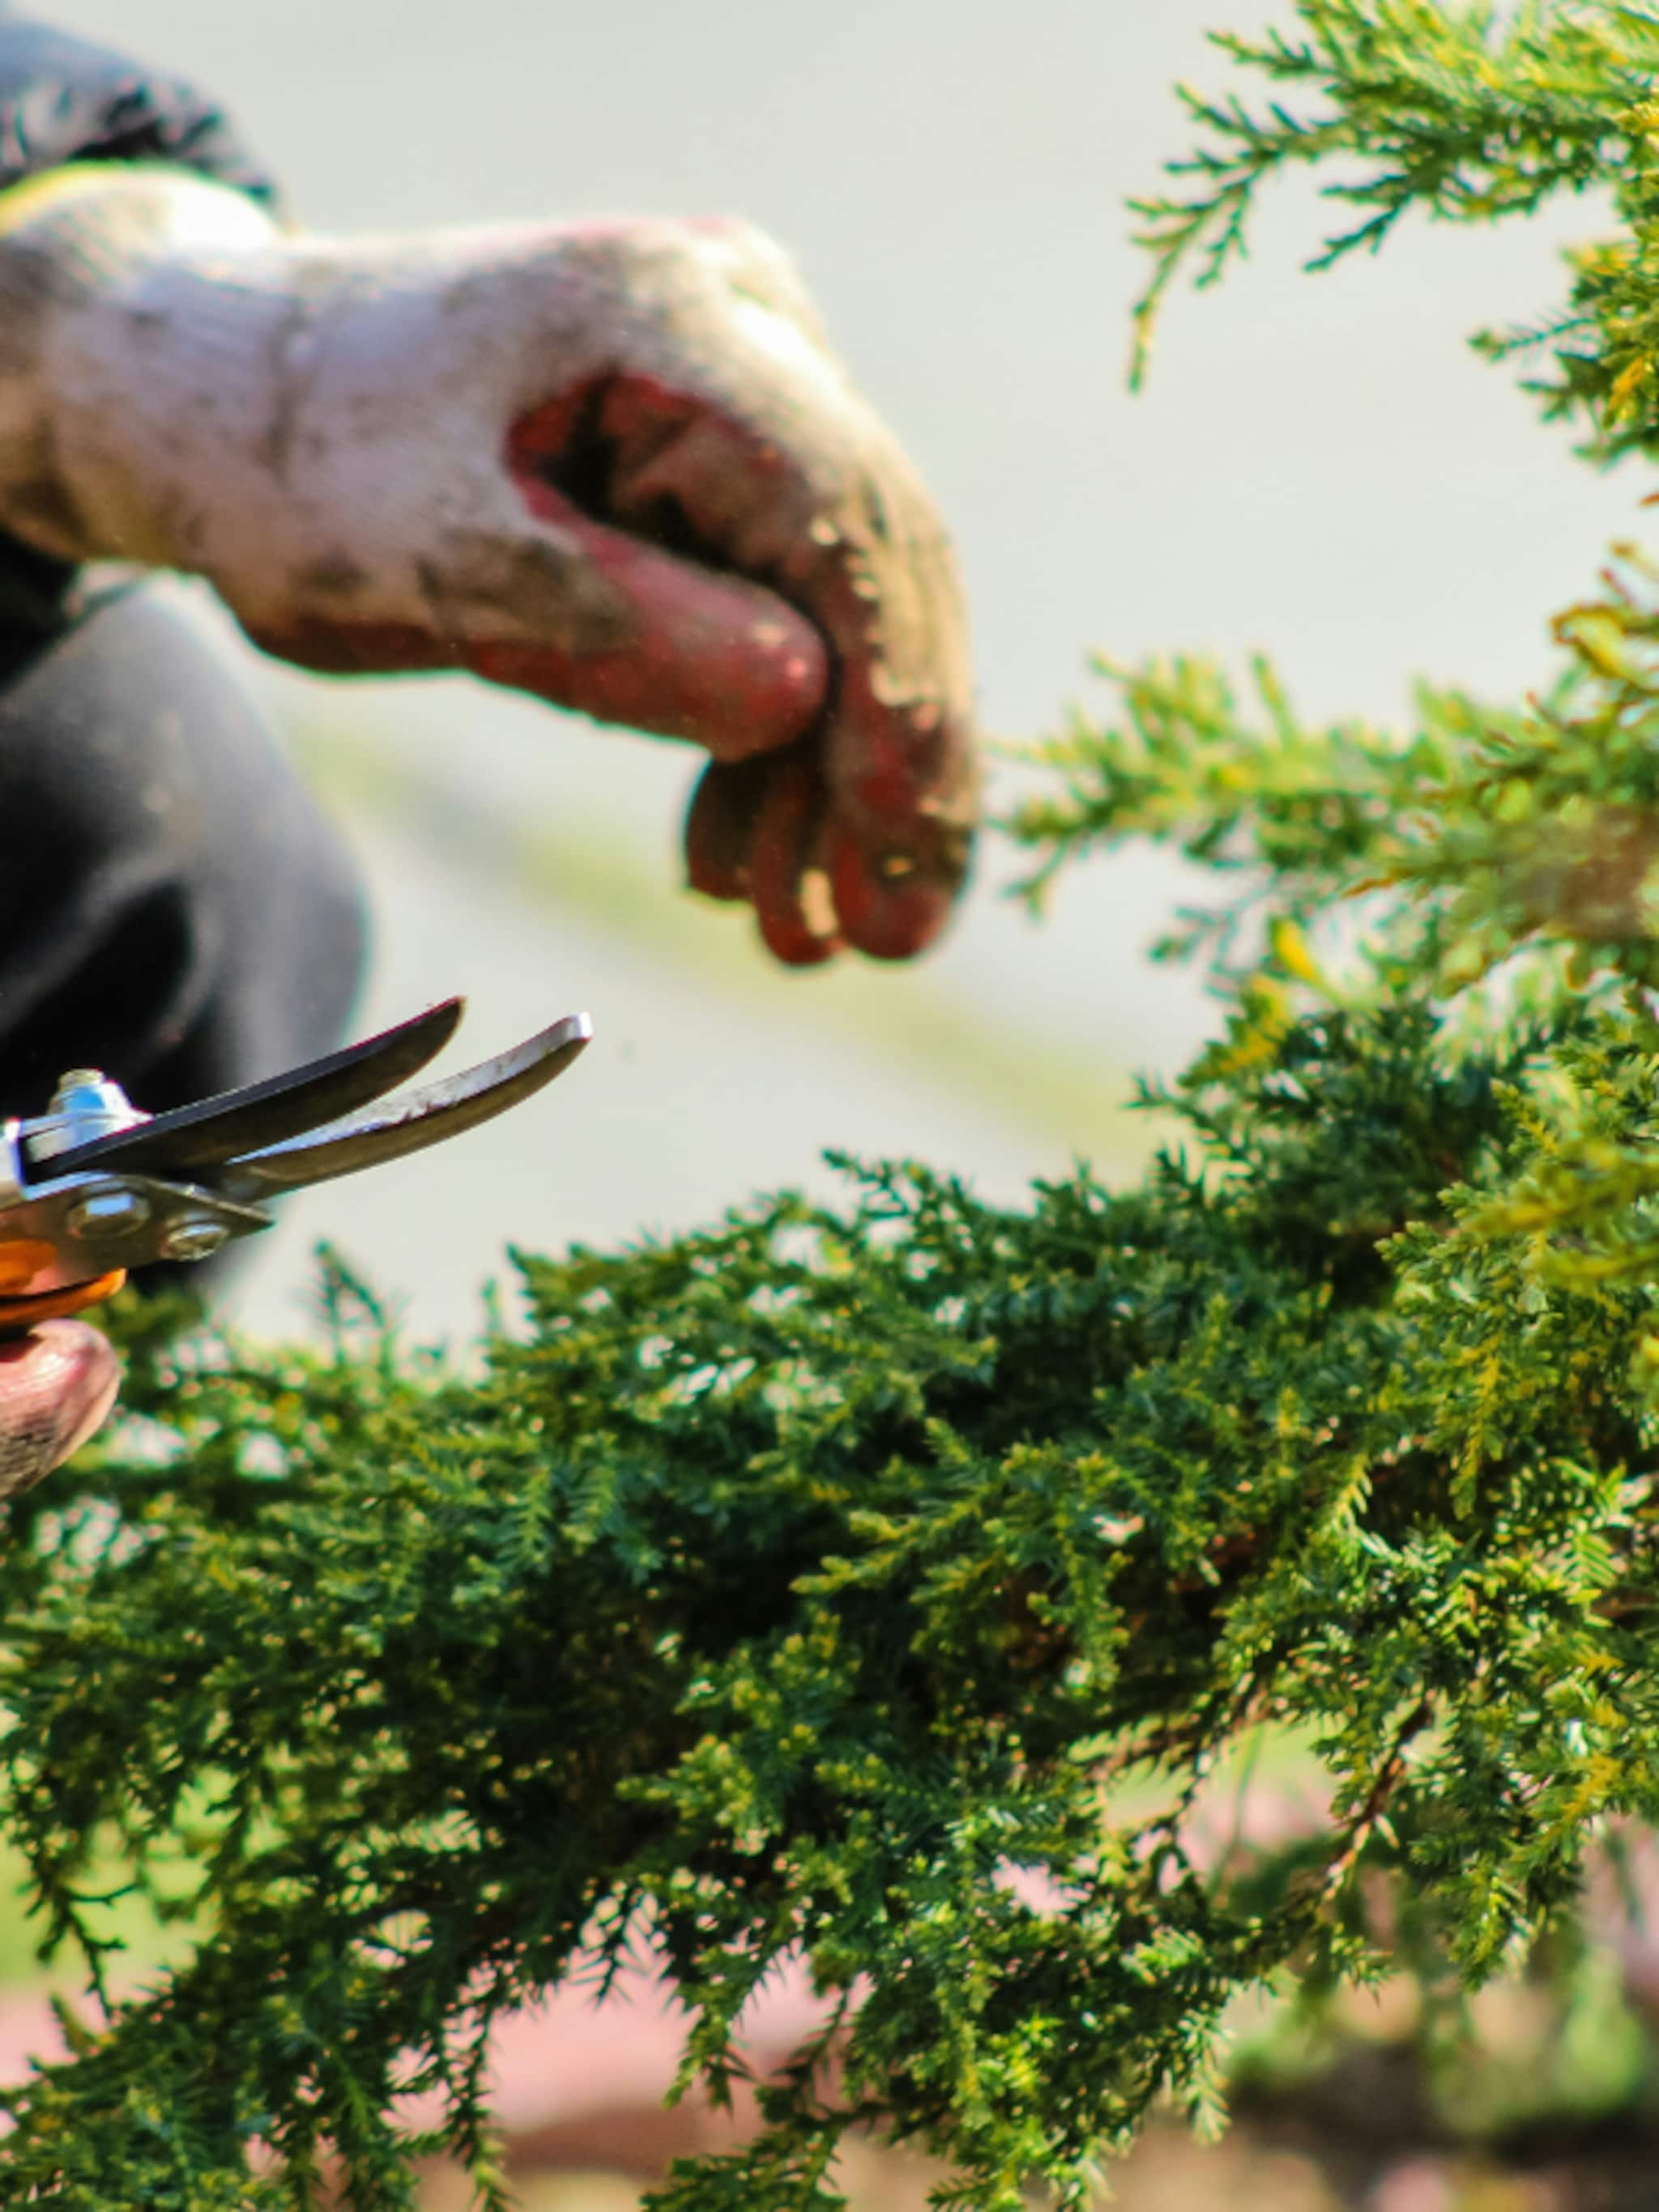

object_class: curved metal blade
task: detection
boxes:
[39,999,466,1183]
[220,1013,593,1198]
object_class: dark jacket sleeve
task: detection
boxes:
[0,11,279,629]
[0,8,278,205]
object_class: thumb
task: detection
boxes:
[0,1321,121,1505]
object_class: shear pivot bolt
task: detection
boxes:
[66,1188,151,1240]
[160,1218,230,1263]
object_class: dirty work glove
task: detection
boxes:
[0,1321,118,1505]
[0,169,977,965]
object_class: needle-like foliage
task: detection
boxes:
[1131,0,1659,450]
[13,3,1659,2206]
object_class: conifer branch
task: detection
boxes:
[13,4,1659,2203]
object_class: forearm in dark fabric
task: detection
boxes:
[0,584,365,1124]
[0,7,277,204]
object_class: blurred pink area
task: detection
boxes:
[0,1953,832,2176]
[5,1817,1659,2205]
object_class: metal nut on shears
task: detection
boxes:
[66,1187,152,1241]
[158,1217,232,1264]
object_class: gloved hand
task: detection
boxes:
[0,170,977,965]
[0,1321,118,1504]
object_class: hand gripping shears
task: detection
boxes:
[0,998,591,1328]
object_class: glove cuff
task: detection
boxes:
[0,168,289,572]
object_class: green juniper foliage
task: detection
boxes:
[16,3,1659,2206]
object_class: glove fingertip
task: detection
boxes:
[748,752,842,967]
[756,897,840,966]
[829,832,958,961]
[684,761,756,902]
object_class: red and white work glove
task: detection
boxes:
[0,168,977,964]
[0,164,978,1485]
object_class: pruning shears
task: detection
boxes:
[0,998,591,1329]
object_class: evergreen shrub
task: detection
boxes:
[11,3,1659,2202]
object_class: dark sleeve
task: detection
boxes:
[0,9,279,207]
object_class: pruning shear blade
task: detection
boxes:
[221,1014,592,1196]
[0,999,594,1322]
[39,998,467,1181]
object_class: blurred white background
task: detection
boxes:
[32,0,1645,1340]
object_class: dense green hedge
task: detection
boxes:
[14,5,1659,2204]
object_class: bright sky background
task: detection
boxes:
[31,0,1648,1339]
